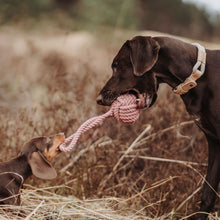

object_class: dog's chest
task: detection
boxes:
[193,114,218,140]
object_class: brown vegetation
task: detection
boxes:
[0,28,219,219]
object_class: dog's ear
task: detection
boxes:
[129,36,160,76]
[28,151,57,180]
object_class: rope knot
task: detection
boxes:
[110,94,140,124]
[59,94,141,152]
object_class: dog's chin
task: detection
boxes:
[99,97,116,106]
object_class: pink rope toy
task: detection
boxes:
[59,94,141,152]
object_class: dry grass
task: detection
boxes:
[0,184,175,220]
[0,27,219,219]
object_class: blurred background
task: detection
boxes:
[0,0,220,40]
[0,0,219,219]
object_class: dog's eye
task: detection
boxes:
[112,61,118,68]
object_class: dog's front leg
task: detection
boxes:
[197,136,220,220]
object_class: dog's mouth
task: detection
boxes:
[125,89,156,109]
[97,89,157,109]
[43,134,65,162]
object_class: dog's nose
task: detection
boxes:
[96,94,103,105]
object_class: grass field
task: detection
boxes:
[0,27,219,219]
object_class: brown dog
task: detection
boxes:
[97,36,220,219]
[0,133,65,205]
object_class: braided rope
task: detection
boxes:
[59,94,140,152]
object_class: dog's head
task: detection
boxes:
[97,36,160,109]
[21,133,65,180]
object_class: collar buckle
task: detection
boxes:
[173,43,206,95]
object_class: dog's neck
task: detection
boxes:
[152,37,208,114]
[153,37,198,89]
[1,155,32,180]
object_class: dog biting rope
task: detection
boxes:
[59,94,141,152]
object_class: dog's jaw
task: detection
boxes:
[43,134,65,161]
[97,89,156,110]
